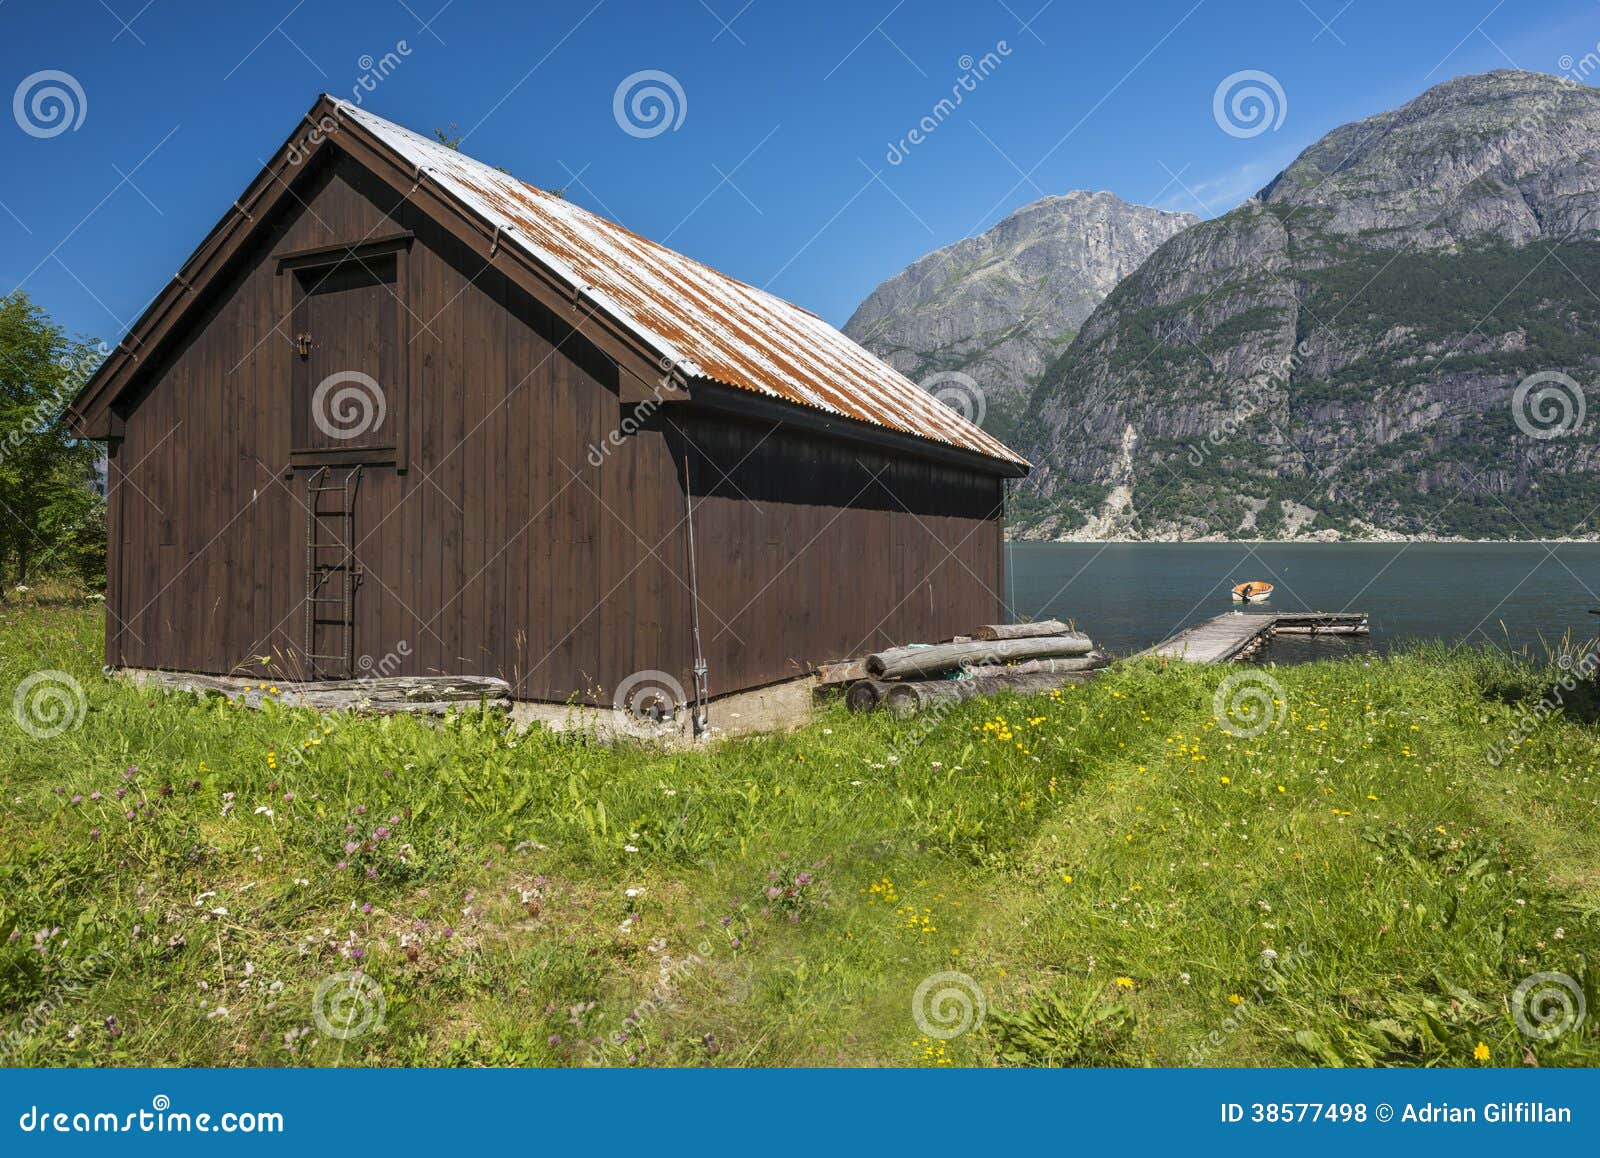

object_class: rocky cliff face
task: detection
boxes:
[843,192,1196,442]
[1016,71,1600,541]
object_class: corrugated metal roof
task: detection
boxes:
[332,98,1027,468]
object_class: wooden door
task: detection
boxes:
[279,238,411,678]
[290,255,402,459]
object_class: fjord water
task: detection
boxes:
[1007,542,1600,660]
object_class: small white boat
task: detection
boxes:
[1231,581,1273,603]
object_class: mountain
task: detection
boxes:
[843,192,1196,442]
[1016,70,1600,542]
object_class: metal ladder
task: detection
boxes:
[304,465,362,679]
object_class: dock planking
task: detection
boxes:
[1142,611,1368,664]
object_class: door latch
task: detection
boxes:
[294,332,314,358]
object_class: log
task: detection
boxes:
[815,658,872,686]
[962,651,1107,676]
[867,633,1094,679]
[972,619,1071,641]
[845,680,893,713]
[882,671,1095,718]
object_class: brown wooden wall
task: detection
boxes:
[106,148,1006,704]
[668,414,1005,695]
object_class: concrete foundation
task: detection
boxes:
[115,667,820,746]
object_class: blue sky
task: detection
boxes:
[3,0,1599,343]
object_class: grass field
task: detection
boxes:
[2,594,1598,1068]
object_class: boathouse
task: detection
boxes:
[67,96,1028,724]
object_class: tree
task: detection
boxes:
[0,291,106,595]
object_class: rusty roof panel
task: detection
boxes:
[333,99,1027,468]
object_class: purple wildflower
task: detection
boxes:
[89,828,102,841]
[361,903,372,914]
[344,841,359,854]
[69,794,82,804]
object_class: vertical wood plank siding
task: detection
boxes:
[107,153,1006,705]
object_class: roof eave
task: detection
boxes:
[682,377,1030,478]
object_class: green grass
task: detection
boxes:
[3,596,1599,1068]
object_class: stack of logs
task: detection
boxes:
[820,619,1108,717]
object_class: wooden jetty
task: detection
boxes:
[1142,611,1368,664]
